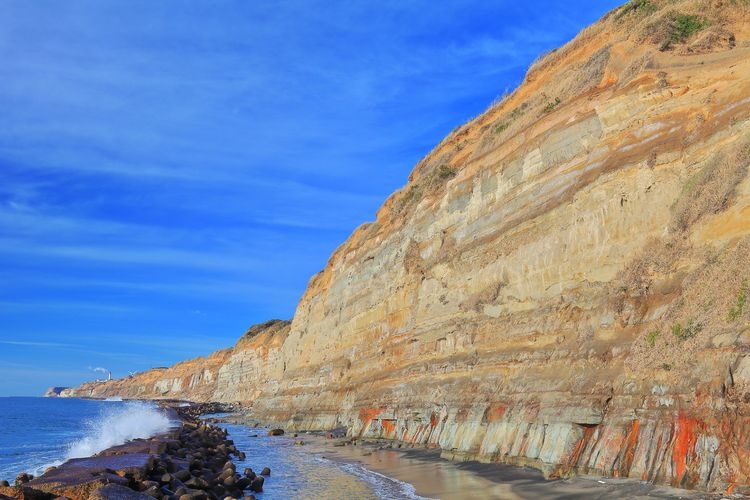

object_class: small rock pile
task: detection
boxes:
[131,407,258,499]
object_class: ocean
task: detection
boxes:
[0,397,176,481]
[0,398,427,499]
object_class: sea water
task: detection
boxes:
[0,397,174,481]
[0,398,428,499]
[215,420,430,499]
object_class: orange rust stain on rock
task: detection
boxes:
[381,419,396,436]
[672,414,705,484]
[622,419,640,474]
[486,405,507,423]
[358,407,381,424]
[567,425,596,467]
[430,413,438,427]
[412,424,423,443]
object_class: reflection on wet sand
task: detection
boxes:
[311,438,709,500]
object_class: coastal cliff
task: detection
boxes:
[60,1,750,493]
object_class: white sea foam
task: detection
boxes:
[103,396,123,402]
[64,402,172,460]
[315,456,433,500]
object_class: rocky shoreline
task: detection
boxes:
[0,402,270,500]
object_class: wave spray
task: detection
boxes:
[65,401,172,460]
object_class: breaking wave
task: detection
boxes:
[65,402,172,459]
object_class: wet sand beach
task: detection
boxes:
[304,437,713,499]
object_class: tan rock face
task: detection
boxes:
[65,1,750,493]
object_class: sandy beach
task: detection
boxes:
[303,436,714,499]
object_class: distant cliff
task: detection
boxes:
[61,1,750,494]
[43,387,69,397]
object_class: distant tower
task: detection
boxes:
[108,371,112,381]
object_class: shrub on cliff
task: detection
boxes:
[649,12,710,51]
[727,281,748,322]
[671,142,750,233]
[671,318,702,341]
[393,163,457,215]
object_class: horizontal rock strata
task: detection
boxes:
[62,1,750,494]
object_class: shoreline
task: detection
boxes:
[319,442,715,499]
[289,434,715,500]
[217,411,718,499]
[4,399,720,499]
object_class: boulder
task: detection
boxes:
[249,477,264,493]
[15,473,33,486]
[267,429,284,436]
[260,468,270,477]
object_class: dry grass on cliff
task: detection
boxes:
[392,162,459,216]
[622,137,750,373]
[627,237,750,374]
[671,140,750,232]
[614,0,742,54]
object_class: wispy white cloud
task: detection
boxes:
[0,239,261,271]
[0,300,137,314]
[0,340,78,348]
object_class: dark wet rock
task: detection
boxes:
[260,468,270,477]
[143,485,162,498]
[15,472,33,486]
[179,492,208,500]
[174,470,192,482]
[249,476,264,493]
[235,477,250,490]
[139,480,159,491]
[90,484,153,500]
[159,486,175,497]
[267,429,284,436]
[184,477,209,490]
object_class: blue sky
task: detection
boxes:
[0,0,622,396]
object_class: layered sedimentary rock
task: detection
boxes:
[66,348,233,401]
[62,1,750,493]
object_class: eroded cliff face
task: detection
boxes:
[66,348,233,401]
[63,1,750,493]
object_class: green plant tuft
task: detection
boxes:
[728,281,748,322]
[436,164,457,181]
[661,14,710,50]
[490,104,527,136]
[645,330,660,347]
[543,97,561,114]
[493,122,510,134]
[672,318,702,341]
